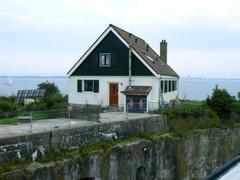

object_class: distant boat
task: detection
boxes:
[5,77,13,86]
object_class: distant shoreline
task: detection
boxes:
[0,76,67,78]
[0,76,240,80]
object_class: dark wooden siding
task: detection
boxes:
[71,31,154,76]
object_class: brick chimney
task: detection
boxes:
[160,40,167,63]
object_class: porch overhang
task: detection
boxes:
[122,86,152,96]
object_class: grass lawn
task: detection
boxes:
[0,111,66,124]
[0,116,18,124]
[0,112,65,124]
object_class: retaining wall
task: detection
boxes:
[0,115,168,163]
[3,127,240,180]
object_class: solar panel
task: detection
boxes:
[15,89,46,104]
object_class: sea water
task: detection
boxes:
[0,77,240,100]
[0,77,68,96]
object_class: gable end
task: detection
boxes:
[67,26,159,78]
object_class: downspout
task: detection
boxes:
[128,34,132,87]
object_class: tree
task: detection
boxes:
[43,93,66,107]
[206,85,235,119]
[237,91,240,100]
[37,81,60,96]
[37,82,67,107]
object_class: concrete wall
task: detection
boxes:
[68,76,178,111]
[177,128,240,179]
[4,128,240,180]
[0,115,168,164]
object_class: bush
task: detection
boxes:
[43,93,66,107]
[206,85,235,120]
[0,96,19,114]
[36,82,67,108]
[232,101,240,114]
[37,81,60,96]
[155,100,216,119]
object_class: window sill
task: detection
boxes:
[99,65,111,67]
[78,91,99,94]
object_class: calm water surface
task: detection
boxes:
[179,78,240,100]
[0,77,240,100]
[0,77,68,96]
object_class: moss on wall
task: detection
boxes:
[2,127,240,180]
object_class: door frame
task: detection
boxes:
[108,82,119,107]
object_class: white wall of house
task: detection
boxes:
[160,76,179,104]
[69,75,178,111]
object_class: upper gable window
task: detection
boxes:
[99,53,111,67]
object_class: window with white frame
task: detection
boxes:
[99,53,111,67]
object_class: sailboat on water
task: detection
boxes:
[5,77,13,86]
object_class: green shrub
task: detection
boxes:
[0,96,19,114]
[37,82,67,108]
[37,82,60,96]
[43,93,66,107]
[206,85,235,120]
[232,101,240,113]
[155,100,216,119]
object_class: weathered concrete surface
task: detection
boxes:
[0,112,158,139]
[177,128,240,180]
[0,114,168,163]
[2,128,240,180]
[3,137,178,180]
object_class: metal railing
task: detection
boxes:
[0,104,101,129]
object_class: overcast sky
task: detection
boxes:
[1,0,240,77]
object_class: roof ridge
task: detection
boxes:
[109,24,145,42]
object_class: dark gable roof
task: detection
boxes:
[110,24,179,77]
[124,86,152,96]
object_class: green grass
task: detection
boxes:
[0,114,49,124]
[0,158,31,178]
[154,100,217,119]
[168,117,235,137]
[37,139,123,163]
[0,112,67,124]
[153,100,237,136]
[0,116,18,124]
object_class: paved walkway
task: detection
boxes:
[0,112,158,139]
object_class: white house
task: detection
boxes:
[67,24,179,113]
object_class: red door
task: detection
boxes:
[109,83,118,106]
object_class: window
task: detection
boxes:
[99,53,111,67]
[161,80,164,93]
[164,81,168,93]
[77,80,82,92]
[84,80,93,91]
[168,80,171,92]
[93,80,99,92]
[173,81,177,91]
[84,80,99,92]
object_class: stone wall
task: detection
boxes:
[3,127,240,180]
[0,115,168,163]
[177,128,240,179]
[3,137,178,180]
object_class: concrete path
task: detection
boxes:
[0,112,158,139]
